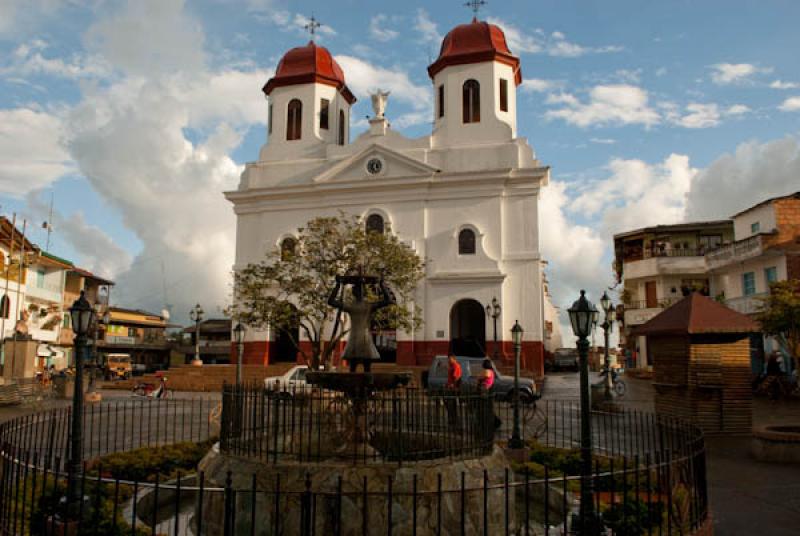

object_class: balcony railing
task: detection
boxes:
[725,293,768,315]
[706,235,765,270]
[624,297,683,310]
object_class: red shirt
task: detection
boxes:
[447,360,462,388]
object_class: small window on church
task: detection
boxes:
[458,228,476,255]
[0,294,9,319]
[499,79,508,112]
[438,85,445,118]
[268,104,273,134]
[287,99,302,141]
[462,80,480,123]
[366,214,385,234]
[320,99,330,130]
[280,237,297,261]
[338,110,346,145]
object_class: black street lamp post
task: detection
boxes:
[599,292,617,401]
[568,290,598,533]
[485,297,501,360]
[233,323,245,386]
[67,291,94,515]
[190,304,204,365]
[508,320,525,449]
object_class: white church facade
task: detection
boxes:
[226,18,554,375]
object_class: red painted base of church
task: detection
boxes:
[234,339,544,377]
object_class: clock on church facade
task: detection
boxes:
[225,17,554,376]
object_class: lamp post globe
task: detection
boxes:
[508,320,525,449]
[568,290,598,532]
[67,291,95,515]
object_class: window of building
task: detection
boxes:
[36,269,45,288]
[742,272,756,296]
[365,214,384,234]
[280,237,297,261]
[458,228,476,255]
[268,103,273,134]
[63,312,71,328]
[698,235,722,252]
[338,110,346,145]
[319,98,330,130]
[499,78,508,112]
[438,85,445,118]
[462,79,480,123]
[751,222,760,234]
[765,266,778,286]
[0,294,9,319]
[286,99,302,141]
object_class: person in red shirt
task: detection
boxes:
[446,354,462,390]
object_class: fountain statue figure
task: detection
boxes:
[328,273,393,372]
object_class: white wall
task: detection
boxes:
[710,254,787,299]
[733,203,776,240]
[431,61,516,148]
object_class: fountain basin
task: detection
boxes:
[751,425,800,463]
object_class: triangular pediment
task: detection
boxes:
[313,144,439,184]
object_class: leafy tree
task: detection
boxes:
[230,213,424,369]
[757,279,800,368]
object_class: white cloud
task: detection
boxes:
[778,96,800,112]
[369,14,399,42]
[488,18,621,57]
[544,84,660,128]
[655,67,668,77]
[414,9,441,44]
[725,104,750,115]
[334,55,431,111]
[671,103,721,129]
[0,0,67,38]
[770,80,800,90]
[0,107,73,196]
[590,137,616,145]
[520,78,563,93]
[709,63,771,85]
[1,39,109,79]
[685,137,800,221]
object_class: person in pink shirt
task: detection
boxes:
[478,358,495,391]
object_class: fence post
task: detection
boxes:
[301,473,313,536]
[223,470,233,536]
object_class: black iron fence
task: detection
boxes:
[0,396,709,535]
[220,383,497,463]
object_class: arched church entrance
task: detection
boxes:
[272,307,300,363]
[449,299,486,357]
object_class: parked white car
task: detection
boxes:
[264,365,310,396]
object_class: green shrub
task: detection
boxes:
[602,497,664,536]
[93,438,214,482]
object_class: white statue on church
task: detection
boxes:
[370,90,391,119]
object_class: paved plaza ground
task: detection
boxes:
[2,372,800,534]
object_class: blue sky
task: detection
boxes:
[1,0,799,325]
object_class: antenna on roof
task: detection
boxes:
[41,190,54,251]
[304,15,322,42]
[464,0,487,18]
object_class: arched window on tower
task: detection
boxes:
[0,294,9,319]
[280,237,297,261]
[365,214,385,234]
[287,99,302,140]
[462,80,480,123]
[338,110,346,145]
[458,228,476,255]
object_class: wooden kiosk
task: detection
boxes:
[633,293,757,435]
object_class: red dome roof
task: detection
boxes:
[427,19,521,84]
[263,41,356,104]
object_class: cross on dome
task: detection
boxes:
[304,15,322,41]
[464,0,487,18]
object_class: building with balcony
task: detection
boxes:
[180,318,233,364]
[706,191,800,371]
[614,220,734,368]
[97,307,171,373]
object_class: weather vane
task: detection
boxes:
[464,0,487,17]
[304,15,322,41]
